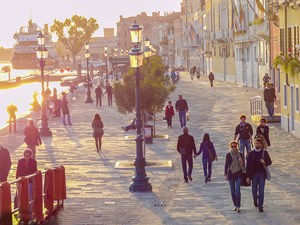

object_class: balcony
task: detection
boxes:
[249,20,269,41]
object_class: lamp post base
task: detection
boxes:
[129,159,152,192]
[39,127,52,137]
[85,97,93,103]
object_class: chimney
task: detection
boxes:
[44,24,49,34]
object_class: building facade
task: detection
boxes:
[278,0,300,137]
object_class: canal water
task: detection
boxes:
[0,81,69,129]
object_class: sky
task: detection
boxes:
[0,0,181,48]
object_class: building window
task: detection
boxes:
[284,84,287,107]
[254,46,258,62]
[296,87,299,112]
[288,27,292,54]
[247,47,250,62]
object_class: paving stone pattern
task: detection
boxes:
[2,74,300,225]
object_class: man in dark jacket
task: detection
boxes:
[246,138,272,213]
[24,120,42,159]
[61,92,72,125]
[177,127,196,182]
[234,115,253,158]
[263,83,276,117]
[0,145,11,182]
[175,95,189,128]
[95,85,104,107]
[208,72,214,87]
[105,83,113,106]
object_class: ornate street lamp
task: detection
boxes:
[144,37,151,59]
[104,45,108,83]
[128,21,152,192]
[36,31,52,136]
[84,41,93,103]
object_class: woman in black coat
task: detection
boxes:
[256,118,270,149]
[92,114,104,152]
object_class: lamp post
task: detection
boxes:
[128,21,152,192]
[36,31,52,137]
[84,41,93,103]
[104,45,108,84]
[144,36,151,60]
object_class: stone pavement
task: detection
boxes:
[2,74,300,225]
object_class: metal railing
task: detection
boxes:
[0,166,66,225]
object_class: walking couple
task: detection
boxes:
[225,138,272,213]
[177,127,217,183]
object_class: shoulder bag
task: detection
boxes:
[204,143,215,162]
[262,150,271,180]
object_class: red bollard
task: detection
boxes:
[44,169,54,216]
[53,167,62,201]
[18,177,29,223]
[60,166,67,200]
[34,171,44,222]
[0,182,12,225]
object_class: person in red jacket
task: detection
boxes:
[24,120,42,159]
[16,149,38,180]
[165,101,175,128]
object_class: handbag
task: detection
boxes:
[204,144,215,162]
[241,172,251,186]
[262,150,271,180]
[186,112,190,121]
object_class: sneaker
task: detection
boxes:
[205,176,208,183]
[237,208,240,213]
[187,175,193,181]
[207,178,211,182]
[68,123,73,125]
[259,208,264,213]
[233,208,237,211]
[121,126,126,131]
[184,179,188,183]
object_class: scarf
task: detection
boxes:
[230,150,245,173]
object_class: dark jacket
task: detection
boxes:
[235,123,253,140]
[208,73,214,80]
[165,105,175,117]
[175,99,188,111]
[61,96,70,115]
[95,86,104,97]
[177,133,196,156]
[16,158,38,182]
[256,125,270,146]
[0,146,11,182]
[24,125,42,146]
[196,141,217,160]
[105,85,113,96]
[246,149,272,180]
[264,88,276,102]
[224,152,245,180]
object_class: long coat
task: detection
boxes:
[0,146,11,182]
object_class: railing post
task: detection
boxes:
[34,171,44,222]
[18,177,30,223]
[0,182,12,225]
[54,167,62,201]
[60,166,67,202]
[44,169,54,216]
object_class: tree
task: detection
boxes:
[114,55,175,117]
[50,15,99,67]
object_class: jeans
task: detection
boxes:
[181,154,193,181]
[252,172,266,209]
[96,96,102,106]
[166,116,172,127]
[108,95,113,106]
[239,139,251,158]
[202,157,212,178]
[63,113,71,125]
[265,101,274,116]
[229,177,241,208]
[179,111,186,128]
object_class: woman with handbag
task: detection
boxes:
[92,114,104,153]
[195,133,217,183]
[256,118,270,150]
[224,141,245,213]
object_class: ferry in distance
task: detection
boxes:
[11,20,58,70]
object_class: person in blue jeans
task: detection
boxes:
[224,141,245,213]
[177,127,196,183]
[175,95,189,128]
[246,138,272,213]
[234,115,253,158]
[195,133,218,183]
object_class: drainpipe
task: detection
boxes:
[185,0,189,70]
[284,2,289,86]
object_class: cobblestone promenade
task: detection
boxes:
[2,74,300,225]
